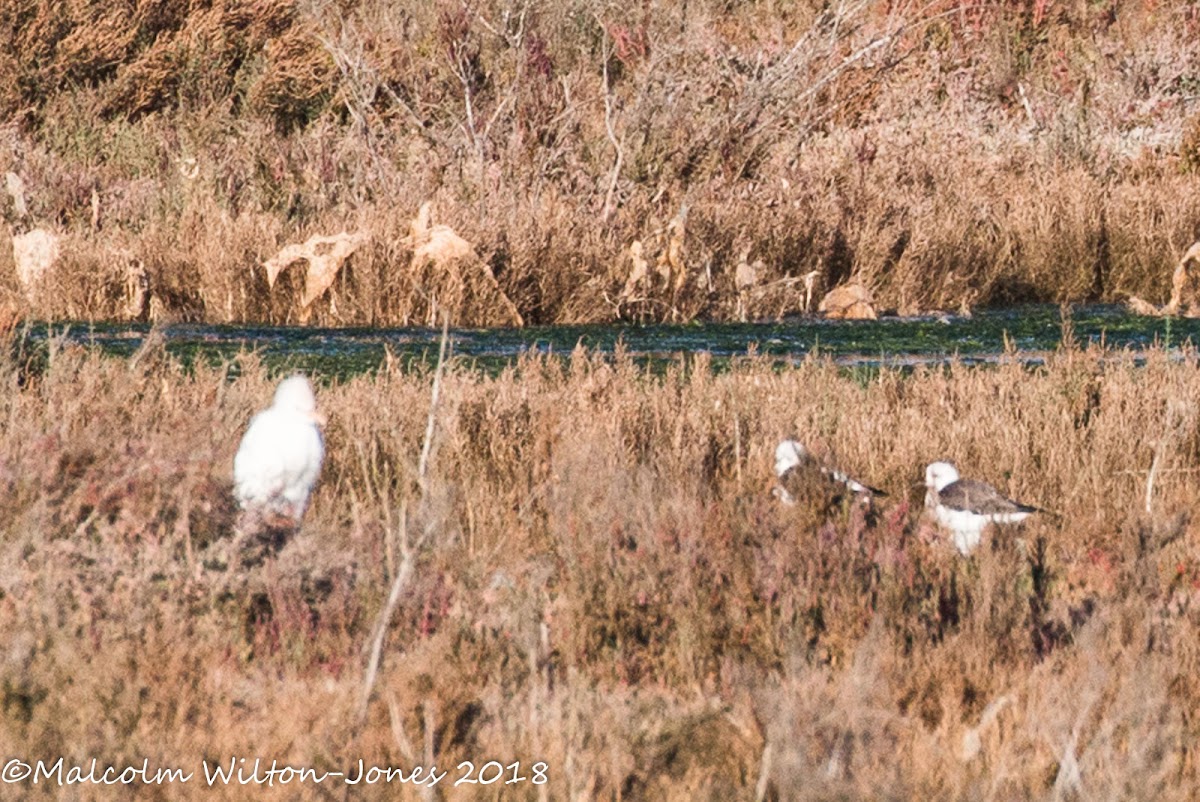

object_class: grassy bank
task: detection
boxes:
[2,1,1200,326]
[2,337,1200,798]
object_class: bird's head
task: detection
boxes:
[774,439,807,477]
[274,375,326,424]
[924,461,960,492]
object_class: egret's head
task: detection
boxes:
[774,439,808,477]
[274,375,322,422]
[924,461,960,492]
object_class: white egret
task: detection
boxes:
[234,375,325,523]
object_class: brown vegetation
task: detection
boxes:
[0,1,1199,326]
[819,282,878,320]
[262,229,366,322]
[3,337,1200,797]
[1128,240,1200,317]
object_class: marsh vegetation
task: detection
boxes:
[3,335,1200,798]
[2,1,1200,325]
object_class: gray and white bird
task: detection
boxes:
[773,439,887,507]
[923,461,1040,555]
[234,375,325,523]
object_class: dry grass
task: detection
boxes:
[3,335,1200,798]
[1,1,1199,325]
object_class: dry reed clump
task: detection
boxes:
[4,337,1200,797]
[262,229,367,323]
[2,2,1200,326]
[1126,241,1200,317]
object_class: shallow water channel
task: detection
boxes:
[20,304,1200,378]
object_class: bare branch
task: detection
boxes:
[356,314,452,724]
[597,18,625,225]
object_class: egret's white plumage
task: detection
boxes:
[234,375,325,522]
[923,461,1039,555]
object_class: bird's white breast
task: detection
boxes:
[934,505,987,555]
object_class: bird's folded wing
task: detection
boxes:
[939,479,1030,515]
[823,467,887,497]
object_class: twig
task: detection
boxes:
[386,689,418,763]
[356,314,451,724]
[1145,399,1195,514]
[1117,467,1200,475]
[1146,436,1165,515]
[303,4,391,181]
[733,411,743,493]
[1017,82,1040,131]
[794,32,896,108]
[377,82,445,148]
[356,528,415,722]
[421,702,437,802]
[754,740,773,802]
[597,18,624,225]
[417,315,451,488]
